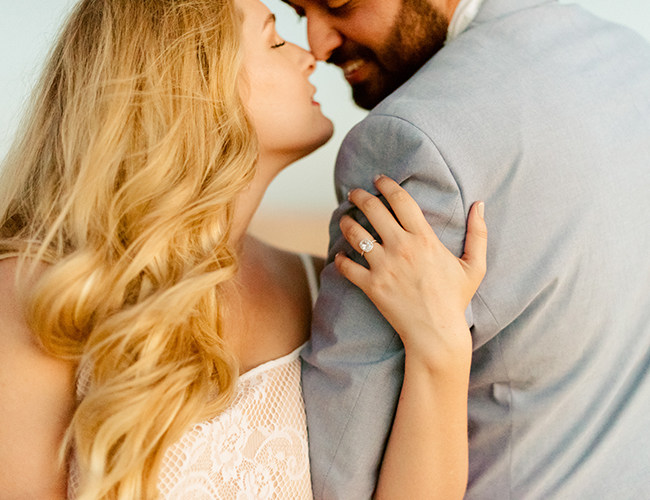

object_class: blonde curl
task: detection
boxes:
[0,0,257,498]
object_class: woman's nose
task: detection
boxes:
[303,49,316,75]
[293,43,317,76]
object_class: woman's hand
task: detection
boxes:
[335,175,487,372]
[335,174,487,500]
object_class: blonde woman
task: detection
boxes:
[0,0,487,499]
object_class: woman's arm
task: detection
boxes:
[335,175,487,499]
[0,259,76,499]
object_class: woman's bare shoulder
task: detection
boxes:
[0,258,50,352]
[0,258,75,499]
[0,258,33,345]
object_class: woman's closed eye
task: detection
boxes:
[271,40,286,48]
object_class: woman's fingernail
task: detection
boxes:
[477,202,485,219]
[373,174,384,183]
[347,190,352,200]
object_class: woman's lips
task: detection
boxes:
[310,87,320,105]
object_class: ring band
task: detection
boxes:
[359,238,376,257]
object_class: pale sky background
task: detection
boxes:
[1,0,649,215]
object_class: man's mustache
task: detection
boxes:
[327,43,378,67]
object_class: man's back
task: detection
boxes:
[303,0,650,498]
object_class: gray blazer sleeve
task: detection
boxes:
[303,1,650,498]
[302,113,469,500]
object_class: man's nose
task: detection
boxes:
[306,13,343,61]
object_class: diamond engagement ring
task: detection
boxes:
[359,238,376,257]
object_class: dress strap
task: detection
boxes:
[298,253,319,307]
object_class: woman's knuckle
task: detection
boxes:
[360,196,382,212]
[396,244,416,262]
[391,191,411,207]
[475,227,488,240]
[341,218,361,239]
[415,234,433,248]
[373,274,391,295]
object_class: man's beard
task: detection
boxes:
[331,0,448,110]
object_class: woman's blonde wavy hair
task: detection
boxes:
[0,0,258,498]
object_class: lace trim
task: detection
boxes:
[239,343,305,382]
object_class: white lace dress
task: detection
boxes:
[157,345,312,500]
[69,254,318,500]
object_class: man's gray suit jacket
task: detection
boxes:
[301,0,650,498]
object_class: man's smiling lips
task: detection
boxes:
[340,59,369,84]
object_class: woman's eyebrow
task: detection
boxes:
[263,13,276,31]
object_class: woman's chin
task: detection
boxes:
[310,118,335,153]
[258,117,335,170]
[291,122,335,162]
[314,122,335,151]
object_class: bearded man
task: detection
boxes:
[287,0,650,498]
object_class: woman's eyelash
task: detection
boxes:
[271,41,286,49]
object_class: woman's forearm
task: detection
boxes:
[374,322,472,500]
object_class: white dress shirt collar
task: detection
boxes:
[445,0,487,44]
